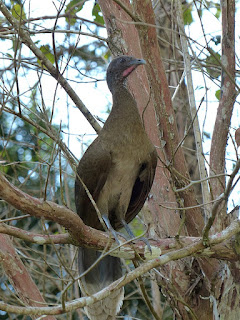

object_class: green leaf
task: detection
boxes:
[205,50,221,79]
[215,8,221,19]
[215,89,221,100]
[92,3,105,25]
[65,0,84,25]
[213,3,221,19]
[103,50,111,61]
[11,4,26,21]
[183,6,193,25]
[37,45,55,69]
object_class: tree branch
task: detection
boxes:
[0,223,70,244]
[0,1,101,133]
[0,218,240,316]
[0,234,56,320]
[1,170,239,261]
[203,159,240,241]
[2,105,78,170]
[176,0,211,216]
[209,0,236,223]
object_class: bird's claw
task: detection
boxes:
[121,219,152,254]
[102,214,120,245]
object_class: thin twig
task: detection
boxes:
[176,0,211,217]
[0,2,101,133]
[23,13,105,28]
[0,218,240,316]
[202,159,240,242]
[132,259,162,320]
[112,0,139,22]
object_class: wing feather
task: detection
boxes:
[113,150,157,230]
[75,138,111,230]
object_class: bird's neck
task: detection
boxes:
[103,84,144,135]
[101,83,145,147]
[111,85,139,115]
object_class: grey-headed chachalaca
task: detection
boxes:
[75,55,157,320]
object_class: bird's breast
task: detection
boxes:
[96,156,140,214]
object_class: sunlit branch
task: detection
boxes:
[0,218,240,316]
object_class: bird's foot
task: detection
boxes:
[121,219,152,254]
[102,214,120,245]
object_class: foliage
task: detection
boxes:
[92,3,105,26]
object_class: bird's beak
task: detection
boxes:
[122,58,146,78]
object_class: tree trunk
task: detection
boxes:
[99,0,240,319]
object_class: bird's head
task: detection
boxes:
[106,55,146,93]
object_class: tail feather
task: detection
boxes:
[78,247,124,320]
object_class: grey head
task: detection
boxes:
[106,55,146,93]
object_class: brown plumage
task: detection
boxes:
[75,55,157,320]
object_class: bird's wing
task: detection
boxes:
[75,138,112,229]
[121,150,157,227]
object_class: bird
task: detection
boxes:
[75,55,157,320]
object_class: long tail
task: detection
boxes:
[78,247,124,320]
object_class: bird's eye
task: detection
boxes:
[120,57,126,63]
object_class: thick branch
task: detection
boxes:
[0,219,240,316]
[0,220,239,261]
[1,168,240,266]
[1,171,239,261]
[0,171,99,246]
[0,171,160,260]
[0,223,70,244]
[209,0,236,216]
[0,234,56,320]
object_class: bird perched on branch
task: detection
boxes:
[75,55,157,320]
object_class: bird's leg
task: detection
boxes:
[120,219,152,254]
[102,214,120,245]
[120,219,135,238]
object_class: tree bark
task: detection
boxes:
[0,234,56,320]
